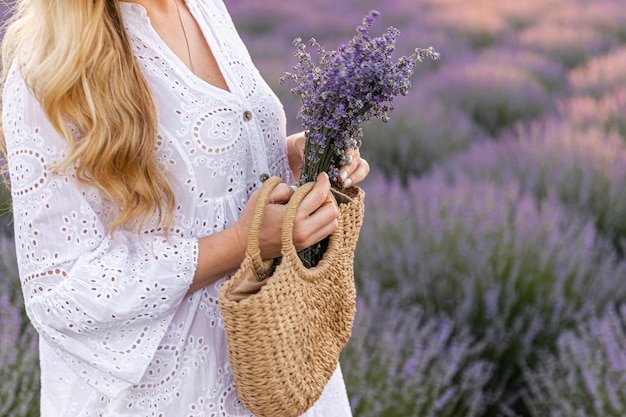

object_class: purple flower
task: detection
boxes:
[523,306,626,414]
[280,11,439,267]
[0,235,40,416]
[280,10,440,186]
[342,282,492,416]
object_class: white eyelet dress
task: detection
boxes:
[1,0,353,416]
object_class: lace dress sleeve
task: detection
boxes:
[2,68,199,398]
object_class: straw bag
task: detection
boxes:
[218,176,365,417]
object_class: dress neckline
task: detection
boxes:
[119,1,237,99]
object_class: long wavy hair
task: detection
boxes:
[0,0,176,233]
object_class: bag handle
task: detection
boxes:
[280,181,315,254]
[246,176,284,277]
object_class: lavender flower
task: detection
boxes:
[429,4,506,49]
[517,23,611,68]
[356,173,626,415]
[0,235,40,417]
[342,282,492,417]
[437,120,626,253]
[568,46,626,99]
[422,56,551,136]
[280,10,440,186]
[280,11,438,267]
[559,88,626,141]
[523,305,626,416]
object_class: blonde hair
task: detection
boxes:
[0,0,176,233]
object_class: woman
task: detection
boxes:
[0,0,369,416]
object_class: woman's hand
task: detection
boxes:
[235,172,339,260]
[338,144,370,189]
[286,131,370,188]
[190,146,362,294]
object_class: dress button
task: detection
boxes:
[243,110,253,121]
[260,173,270,182]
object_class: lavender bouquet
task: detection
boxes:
[281,10,439,267]
[281,10,440,186]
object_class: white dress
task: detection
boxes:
[1,0,353,415]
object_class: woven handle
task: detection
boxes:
[280,181,340,278]
[246,176,284,276]
[280,181,315,254]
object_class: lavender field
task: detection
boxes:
[3,0,626,416]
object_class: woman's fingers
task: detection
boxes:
[292,172,339,249]
[296,172,332,214]
[292,198,338,250]
[339,148,370,188]
[267,182,295,204]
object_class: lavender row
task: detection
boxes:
[351,174,626,415]
[0,236,39,417]
[524,304,626,416]
[342,285,492,417]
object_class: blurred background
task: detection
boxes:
[3,0,626,416]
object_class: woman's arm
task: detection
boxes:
[4,106,195,396]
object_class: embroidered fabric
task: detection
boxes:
[2,0,353,416]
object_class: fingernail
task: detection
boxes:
[343,178,352,188]
[321,171,330,180]
[340,171,348,182]
[290,185,299,192]
[346,154,354,165]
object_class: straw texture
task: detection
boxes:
[218,177,365,417]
